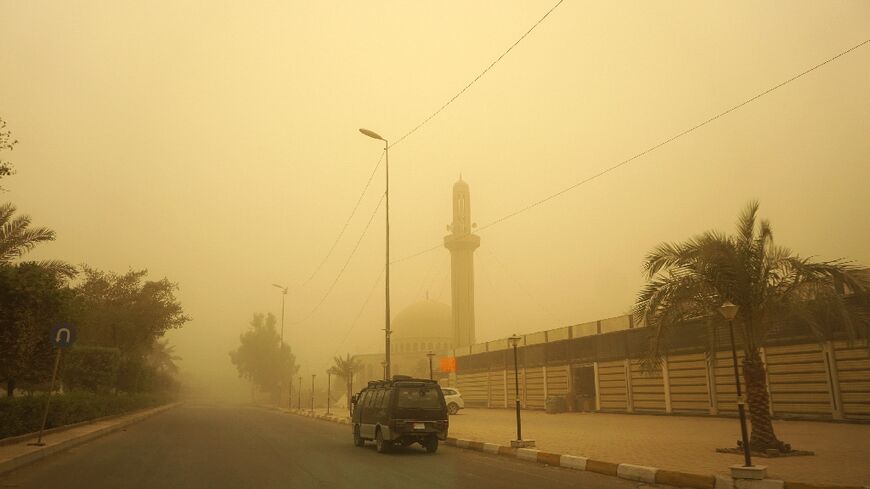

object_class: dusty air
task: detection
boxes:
[1,2,869,488]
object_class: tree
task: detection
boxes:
[328,353,363,416]
[0,117,17,189]
[633,201,869,452]
[0,263,73,396]
[148,339,181,375]
[69,266,189,393]
[0,202,74,277]
[71,266,190,356]
[229,313,297,402]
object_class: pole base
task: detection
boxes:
[511,440,536,448]
[730,464,767,480]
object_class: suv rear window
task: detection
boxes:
[396,387,442,409]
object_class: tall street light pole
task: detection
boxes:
[272,283,290,408]
[297,375,302,411]
[360,128,391,380]
[271,284,288,343]
[719,301,753,468]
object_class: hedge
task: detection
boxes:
[0,391,172,439]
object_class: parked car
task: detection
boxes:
[351,376,449,453]
[441,388,464,415]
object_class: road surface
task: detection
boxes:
[0,402,640,489]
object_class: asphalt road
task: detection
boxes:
[0,403,640,489]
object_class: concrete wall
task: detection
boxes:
[453,315,870,421]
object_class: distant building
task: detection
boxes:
[351,176,480,386]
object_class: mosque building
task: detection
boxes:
[352,177,479,384]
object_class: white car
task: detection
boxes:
[441,388,464,415]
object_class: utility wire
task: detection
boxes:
[391,0,565,148]
[338,267,386,347]
[391,37,870,264]
[290,192,385,325]
[299,151,384,288]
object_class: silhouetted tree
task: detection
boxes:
[0,263,72,396]
[230,313,297,402]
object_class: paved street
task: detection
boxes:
[0,403,638,489]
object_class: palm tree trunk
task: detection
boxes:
[743,349,787,452]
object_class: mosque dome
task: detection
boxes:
[391,300,453,354]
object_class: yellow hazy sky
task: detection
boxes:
[2,1,868,394]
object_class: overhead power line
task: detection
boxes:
[391,37,870,264]
[299,151,384,288]
[391,0,566,148]
[338,267,386,348]
[290,192,385,325]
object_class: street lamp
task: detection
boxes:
[298,375,302,411]
[360,127,391,380]
[508,334,534,448]
[272,283,290,408]
[311,374,316,413]
[426,351,436,380]
[719,301,752,468]
[271,284,288,342]
[326,370,332,415]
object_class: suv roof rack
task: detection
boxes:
[365,376,439,389]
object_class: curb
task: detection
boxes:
[0,402,182,476]
[282,409,864,489]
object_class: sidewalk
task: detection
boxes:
[0,402,180,475]
[447,408,870,487]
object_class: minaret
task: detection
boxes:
[444,177,480,348]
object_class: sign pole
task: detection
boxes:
[31,348,63,446]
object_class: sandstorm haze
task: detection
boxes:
[1,1,868,399]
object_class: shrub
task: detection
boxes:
[61,346,121,393]
[0,391,172,439]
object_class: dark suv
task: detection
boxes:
[351,376,449,453]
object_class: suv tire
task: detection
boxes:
[423,436,438,453]
[375,428,390,453]
[447,402,460,415]
[353,425,365,447]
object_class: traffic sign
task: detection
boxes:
[50,323,77,348]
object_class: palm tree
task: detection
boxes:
[328,353,363,416]
[0,202,74,277]
[149,338,181,374]
[633,201,869,452]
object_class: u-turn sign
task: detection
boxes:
[50,323,77,348]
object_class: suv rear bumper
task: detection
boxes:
[384,421,448,441]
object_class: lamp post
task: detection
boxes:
[272,283,290,408]
[297,375,302,411]
[426,351,436,380]
[326,370,332,415]
[360,128,391,380]
[380,361,387,380]
[508,334,534,448]
[719,301,752,468]
[311,374,316,413]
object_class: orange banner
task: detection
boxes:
[439,356,456,373]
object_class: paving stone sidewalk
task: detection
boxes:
[445,408,869,487]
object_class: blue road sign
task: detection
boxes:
[50,323,77,348]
